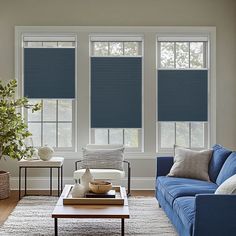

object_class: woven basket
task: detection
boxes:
[0,171,10,199]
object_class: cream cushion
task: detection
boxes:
[82,147,124,171]
[74,169,125,180]
[215,174,236,194]
[168,146,212,181]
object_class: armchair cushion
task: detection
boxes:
[81,147,124,171]
[74,168,125,180]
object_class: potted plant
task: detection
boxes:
[0,79,41,199]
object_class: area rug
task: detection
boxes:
[0,196,177,236]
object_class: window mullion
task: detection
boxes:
[107,129,110,144]
[56,100,59,148]
[108,42,110,56]
[41,99,43,146]
[188,42,191,68]
[174,122,177,145]
[189,122,191,148]
[123,129,125,145]
[174,42,176,68]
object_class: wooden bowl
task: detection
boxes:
[89,181,112,194]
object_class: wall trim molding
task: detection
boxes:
[10,177,155,190]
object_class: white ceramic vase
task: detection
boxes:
[38,146,54,161]
[81,168,94,192]
[71,183,86,198]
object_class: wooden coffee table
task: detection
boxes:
[52,185,129,236]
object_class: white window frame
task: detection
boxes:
[90,128,142,152]
[156,35,213,153]
[15,26,216,159]
[89,36,144,152]
[157,122,209,153]
[25,99,76,151]
[20,34,77,152]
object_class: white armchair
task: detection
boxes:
[74,144,131,196]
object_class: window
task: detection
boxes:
[23,36,76,151]
[90,36,143,151]
[91,128,141,148]
[27,99,75,150]
[159,41,206,69]
[157,37,208,151]
[92,41,142,56]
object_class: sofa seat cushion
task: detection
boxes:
[173,196,195,231]
[157,176,217,206]
[209,144,232,182]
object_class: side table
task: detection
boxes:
[18,157,64,200]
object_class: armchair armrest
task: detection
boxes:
[156,157,173,177]
[123,160,130,168]
[75,160,82,171]
[194,194,236,236]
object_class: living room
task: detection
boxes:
[0,0,236,235]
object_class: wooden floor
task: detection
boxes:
[0,190,154,226]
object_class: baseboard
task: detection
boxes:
[10,177,155,190]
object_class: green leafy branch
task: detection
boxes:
[0,79,41,160]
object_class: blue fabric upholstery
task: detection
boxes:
[156,149,236,236]
[173,197,195,233]
[209,144,232,182]
[216,152,236,185]
[194,194,236,236]
[157,189,192,236]
[156,157,173,177]
[157,176,217,206]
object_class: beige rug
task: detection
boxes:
[0,196,177,236]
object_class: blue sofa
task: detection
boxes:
[156,144,236,236]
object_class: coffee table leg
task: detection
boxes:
[121,218,124,236]
[54,218,58,236]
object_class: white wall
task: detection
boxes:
[0,0,236,189]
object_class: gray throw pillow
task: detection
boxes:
[168,146,212,181]
[81,148,124,171]
[215,174,236,194]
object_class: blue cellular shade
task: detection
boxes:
[91,57,142,128]
[158,70,208,121]
[24,48,75,98]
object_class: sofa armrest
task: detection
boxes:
[156,157,173,177]
[194,194,236,236]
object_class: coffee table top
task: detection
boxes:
[52,185,129,219]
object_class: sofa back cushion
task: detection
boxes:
[168,146,212,181]
[209,144,232,182]
[216,152,236,185]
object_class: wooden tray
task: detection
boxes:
[63,186,125,205]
